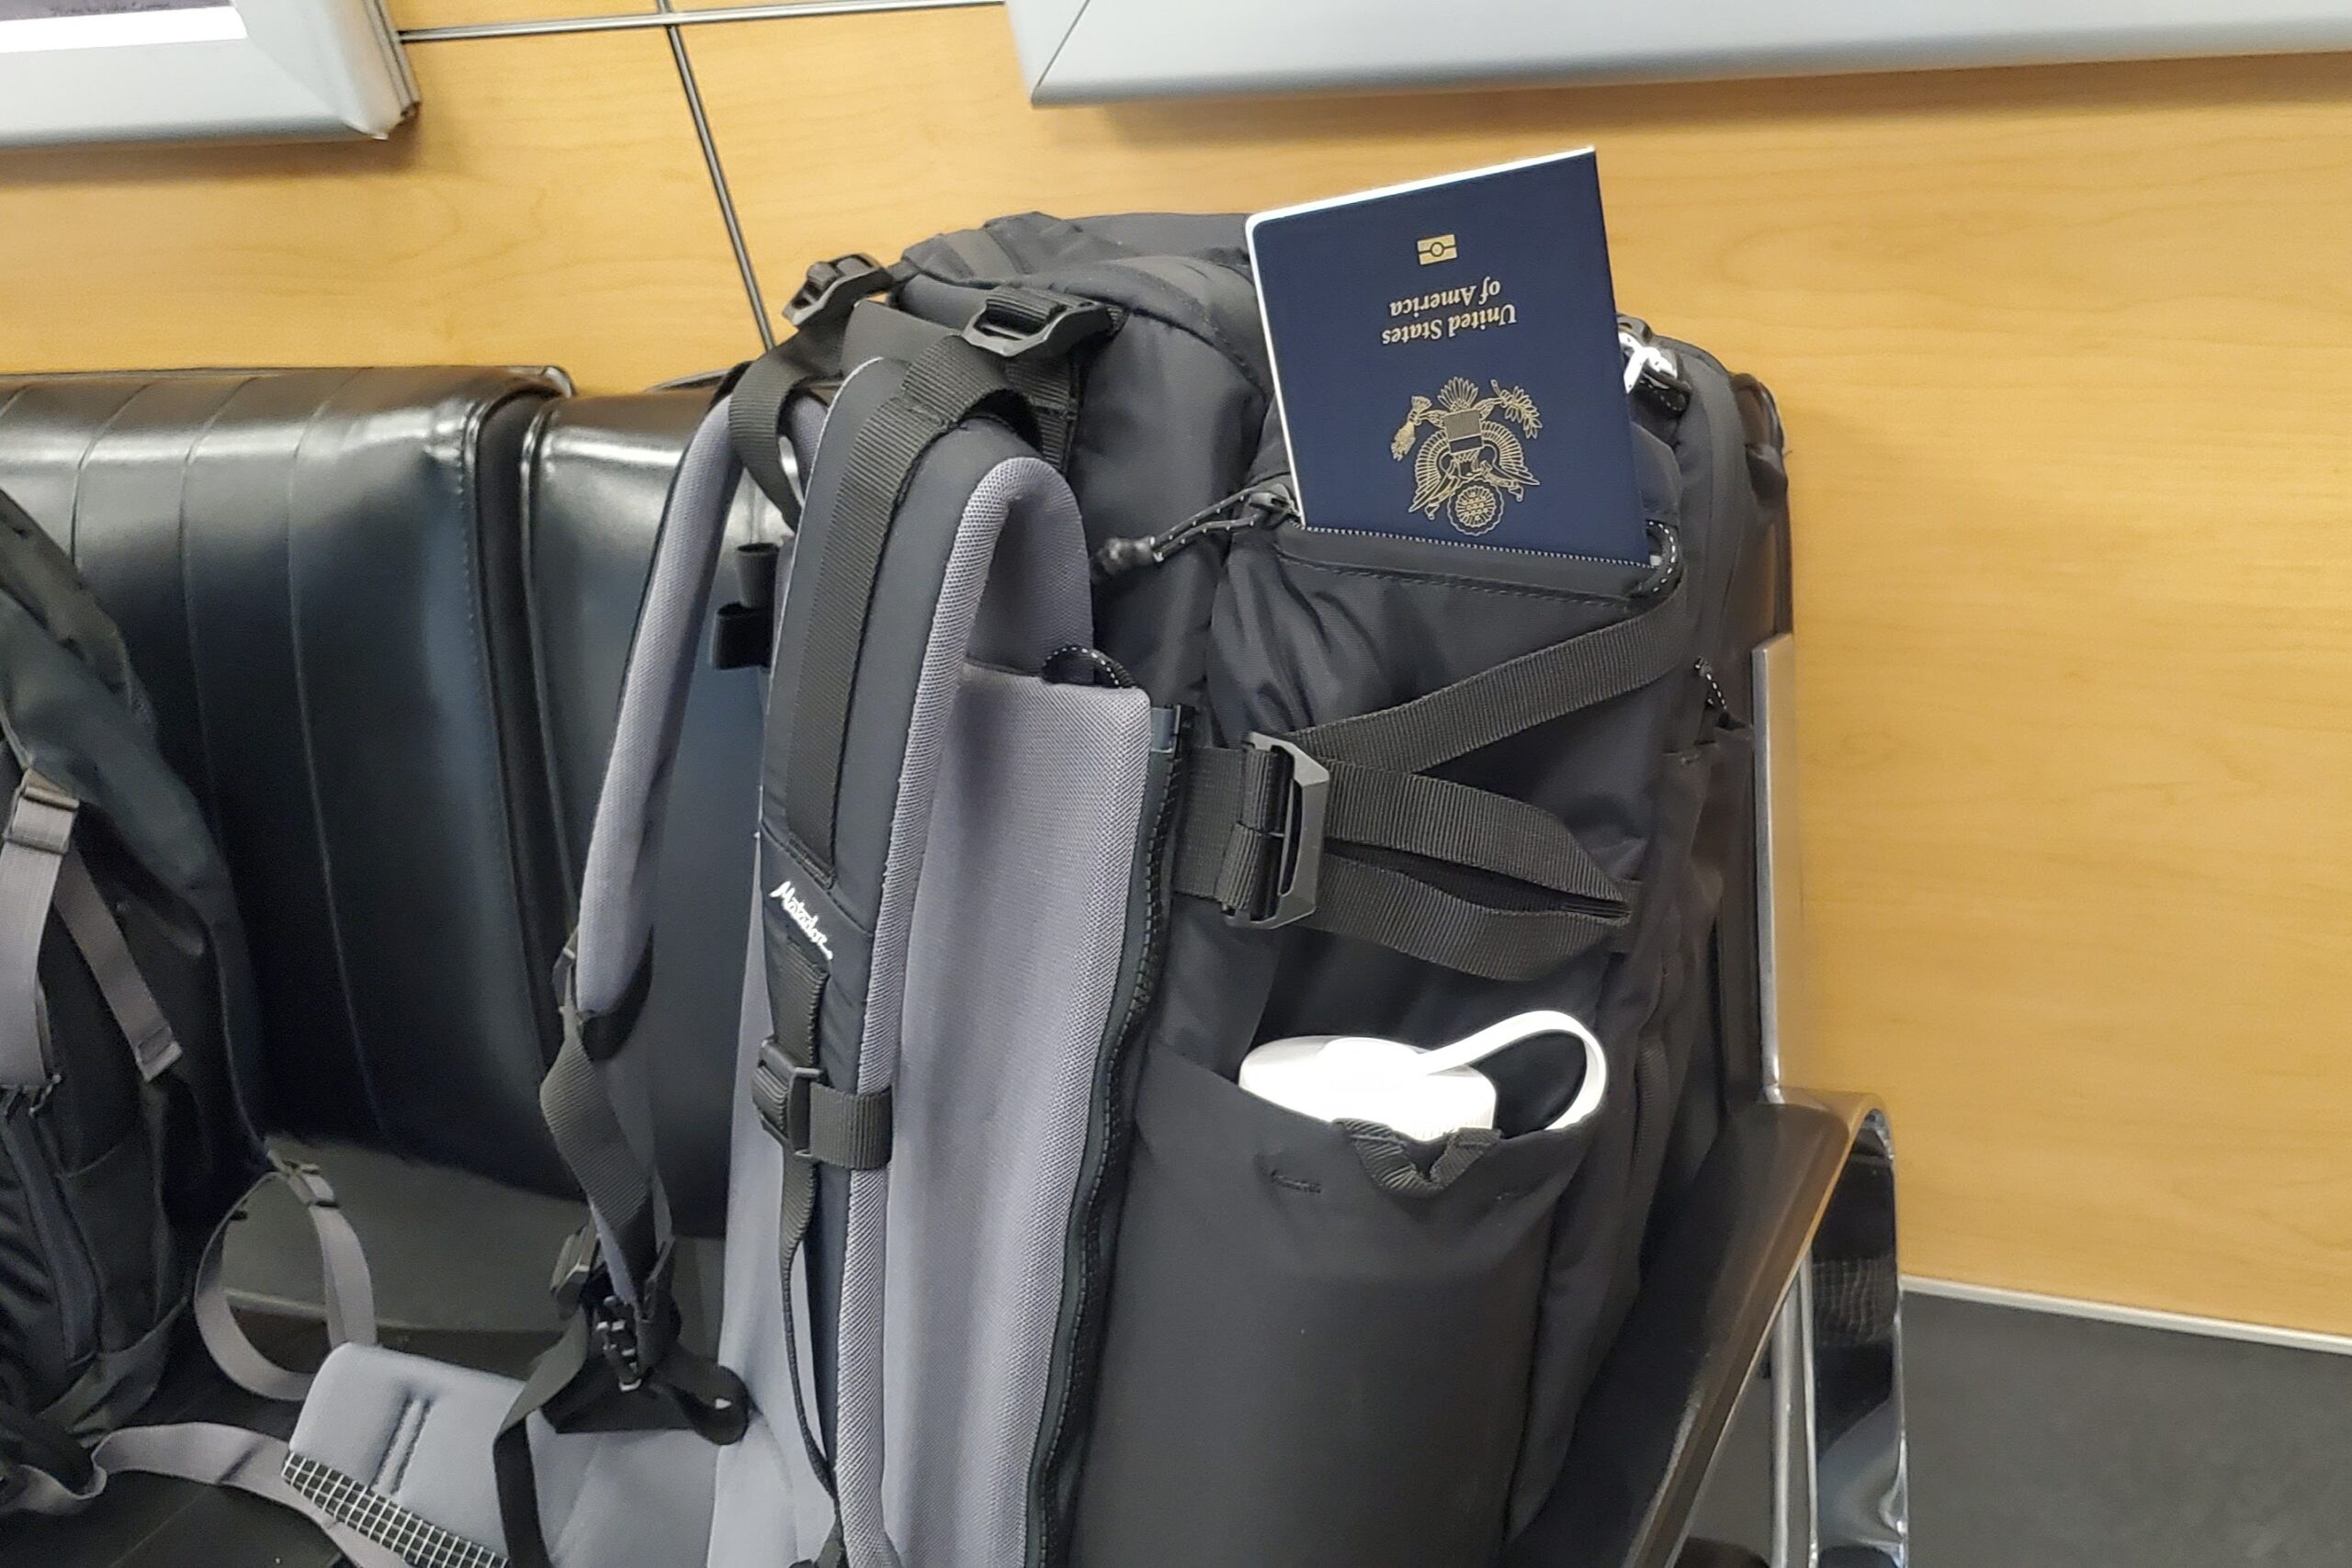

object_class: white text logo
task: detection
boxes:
[770,879,833,962]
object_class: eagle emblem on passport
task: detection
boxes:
[1391,377,1543,536]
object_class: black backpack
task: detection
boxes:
[0,486,271,1507]
[502,212,1789,1568]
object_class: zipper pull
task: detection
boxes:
[1694,657,1729,717]
[1619,317,1692,415]
[1092,481,1296,581]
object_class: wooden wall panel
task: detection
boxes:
[387,0,635,27]
[0,29,752,391]
[685,11,2352,1334]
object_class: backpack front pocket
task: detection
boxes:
[1070,1047,1597,1568]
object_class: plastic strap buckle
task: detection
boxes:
[785,254,894,331]
[549,1224,665,1392]
[548,1223,605,1317]
[960,288,1117,362]
[273,1157,339,1210]
[752,1038,821,1160]
[6,773,78,854]
[1223,735,1330,931]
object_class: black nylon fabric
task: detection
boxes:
[786,213,1783,1568]
[0,486,264,1487]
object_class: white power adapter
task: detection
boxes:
[1238,1010,1607,1143]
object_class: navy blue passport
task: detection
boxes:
[1248,149,1649,563]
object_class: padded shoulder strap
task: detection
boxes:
[499,399,755,1568]
[571,400,745,1029]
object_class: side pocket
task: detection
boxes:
[57,1115,173,1353]
[1071,1049,1597,1568]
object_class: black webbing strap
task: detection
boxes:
[495,961,750,1568]
[492,1235,750,1568]
[492,1311,591,1568]
[728,254,898,518]
[1177,750,1623,909]
[1304,573,1694,774]
[538,1021,661,1300]
[1172,576,1696,981]
[750,936,892,1516]
[781,334,1038,875]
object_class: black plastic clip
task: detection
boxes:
[549,1223,604,1317]
[712,541,784,670]
[1223,734,1330,930]
[786,254,894,331]
[961,288,1117,362]
[752,1038,820,1159]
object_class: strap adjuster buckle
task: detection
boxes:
[549,1223,604,1316]
[786,254,893,330]
[961,288,1117,362]
[1223,735,1330,930]
[549,1224,662,1392]
[272,1156,338,1210]
[6,772,78,854]
[752,1039,821,1159]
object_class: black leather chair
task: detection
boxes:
[0,367,1905,1568]
[0,371,769,1235]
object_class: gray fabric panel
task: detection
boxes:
[708,891,840,1568]
[290,1342,722,1568]
[292,1344,518,1551]
[832,457,1106,1568]
[574,399,741,1018]
[885,666,1152,1567]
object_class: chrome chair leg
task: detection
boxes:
[1770,1108,1909,1568]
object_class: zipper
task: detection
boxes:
[1026,708,1184,1568]
[2,1111,98,1365]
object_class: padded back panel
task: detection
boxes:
[523,391,777,1235]
[0,369,572,1192]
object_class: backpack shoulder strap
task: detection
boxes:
[0,772,75,1104]
[494,393,757,1568]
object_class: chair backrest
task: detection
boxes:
[0,372,769,1230]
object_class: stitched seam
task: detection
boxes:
[375,1394,424,1494]
[439,378,565,1075]
[67,381,147,566]
[279,368,393,1145]
[173,378,262,843]
[513,399,581,904]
